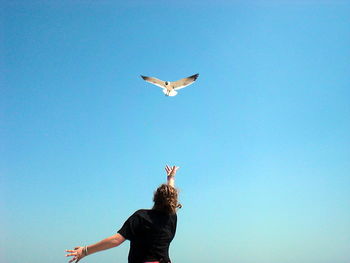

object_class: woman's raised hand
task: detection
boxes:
[65,247,85,263]
[165,165,179,177]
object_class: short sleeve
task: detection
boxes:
[117,211,141,241]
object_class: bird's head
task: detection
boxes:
[165,81,169,86]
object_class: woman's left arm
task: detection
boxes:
[65,233,125,263]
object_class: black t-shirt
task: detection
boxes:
[118,209,177,263]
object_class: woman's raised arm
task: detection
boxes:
[165,165,179,187]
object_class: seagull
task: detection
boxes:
[140,73,199,96]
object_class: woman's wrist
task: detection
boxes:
[167,175,175,180]
[83,246,89,256]
[167,176,175,187]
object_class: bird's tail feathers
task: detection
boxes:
[168,90,178,96]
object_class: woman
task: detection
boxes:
[65,165,180,263]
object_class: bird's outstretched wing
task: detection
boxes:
[140,75,166,89]
[172,74,199,90]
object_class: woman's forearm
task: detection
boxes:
[86,233,125,256]
[167,175,175,187]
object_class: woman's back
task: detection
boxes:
[118,209,177,263]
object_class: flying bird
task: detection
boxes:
[140,73,199,96]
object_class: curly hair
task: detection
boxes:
[152,184,182,214]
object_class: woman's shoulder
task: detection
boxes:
[131,209,154,219]
[132,208,177,219]
[134,209,151,215]
[134,209,176,218]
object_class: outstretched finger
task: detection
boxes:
[165,165,171,173]
[66,252,77,257]
[69,256,77,263]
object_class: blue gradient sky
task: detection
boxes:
[1,1,350,263]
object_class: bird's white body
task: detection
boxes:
[163,89,178,96]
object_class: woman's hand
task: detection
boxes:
[165,165,179,177]
[65,246,85,263]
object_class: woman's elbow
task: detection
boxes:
[110,233,126,247]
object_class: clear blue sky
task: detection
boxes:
[1,1,350,263]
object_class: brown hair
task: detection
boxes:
[152,184,182,214]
